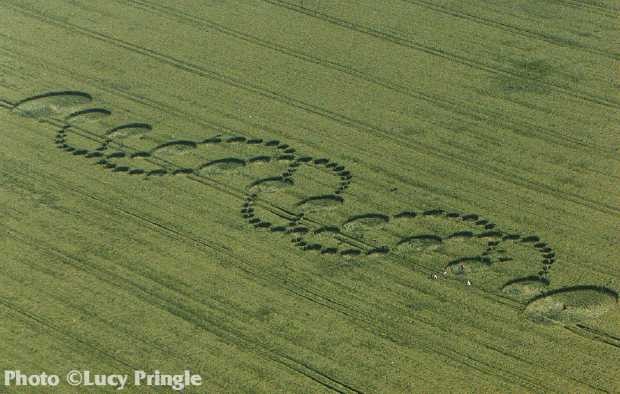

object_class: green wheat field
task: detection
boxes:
[0,1,619,392]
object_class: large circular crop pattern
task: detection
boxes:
[7,90,618,325]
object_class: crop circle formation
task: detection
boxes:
[9,90,618,324]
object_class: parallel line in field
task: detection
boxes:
[261,0,619,110]
[397,0,619,60]
[0,296,138,370]
[3,6,618,219]
[126,0,619,162]
[568,324,620,350]
[5,228,361,393]
[2,264,186,363]
[570,324,620,349]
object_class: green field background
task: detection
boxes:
[0,1,619,392]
